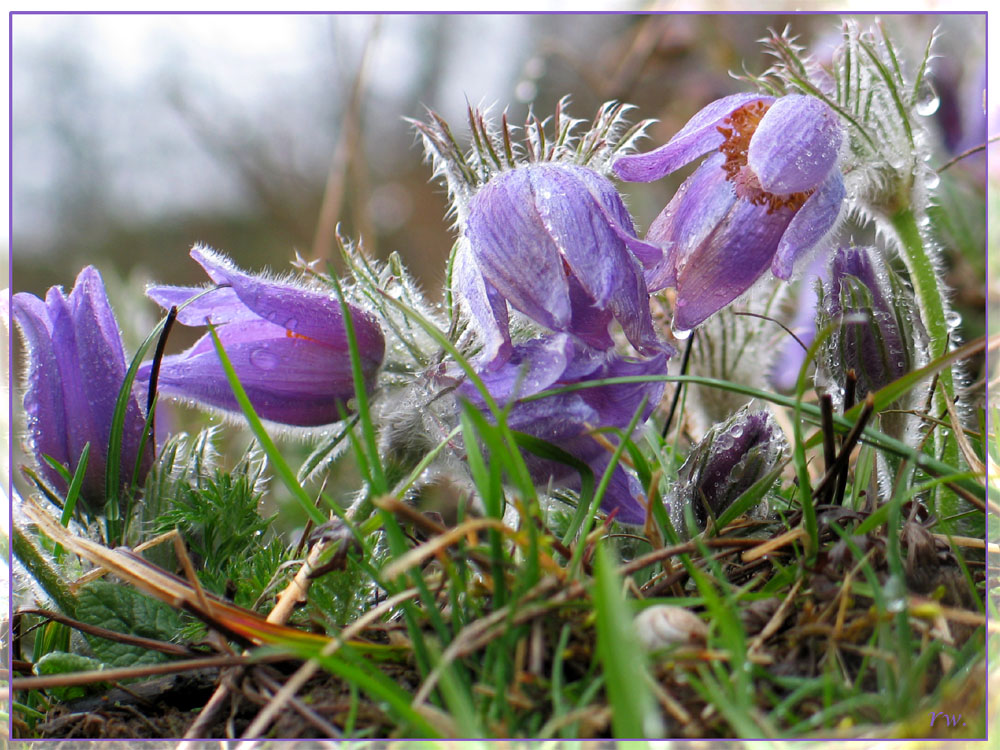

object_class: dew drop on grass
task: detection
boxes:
[914,79,940,116]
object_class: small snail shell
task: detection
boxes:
[634,605,708,650]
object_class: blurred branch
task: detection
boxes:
[312,17,381,262]
[164,82,315,249]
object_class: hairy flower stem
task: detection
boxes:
[888,207,961,523]
[13,524,77,617]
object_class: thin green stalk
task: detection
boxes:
[889,207,962,523]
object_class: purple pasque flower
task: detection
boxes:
[457,162,664,366]
[614,93,845,333]
[139,246,385,428]
[673,407,785,531]
[460,334,667,525]
[12,267,154,515]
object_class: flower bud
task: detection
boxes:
[816,245,927,407]
[671,407,785,532]
[12,267,154,516]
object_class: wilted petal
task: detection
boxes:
[771,170,845,279]
[614,93,773,182]
[748,95,842,194]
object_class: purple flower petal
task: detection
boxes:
[768,256,826,392]
[144,248,385,427]
[146,284,255,327]
[594,460,647,525]
[11,292,70,491]
[673,191,795,334]
[748,95,842,195]
[465,170,573,331]
[566,276,617,351]
[462,336,667,524]
[471,334,573,402]
[453,244,512,368]
[771,170,845,280]
[613,93,773,182]
[145,320,366,427]
[189,246,384,358]
[646,153,736,291]
[567,165,664,269]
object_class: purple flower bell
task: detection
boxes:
[12,267,154,515]
[457,163,664,366]
[459,334,667,525]
[614,93,845,333]
[140,246,385,428]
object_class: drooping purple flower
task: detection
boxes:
[139,246,385,428]
[459,334,668,525]
[458,163,665,366]
[614,93,845,333]
[12,267,154,515]
[816,245,924,406]
[672,407,785,531]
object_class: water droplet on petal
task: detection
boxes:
[671,324,692,340]
[250,348,279,370]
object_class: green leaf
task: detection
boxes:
[34,652,107,701]
[75,581,184,668]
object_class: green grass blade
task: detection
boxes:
[205,325,326,526]
[592,542,663,738]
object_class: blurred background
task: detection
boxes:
[11,14,985,308]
